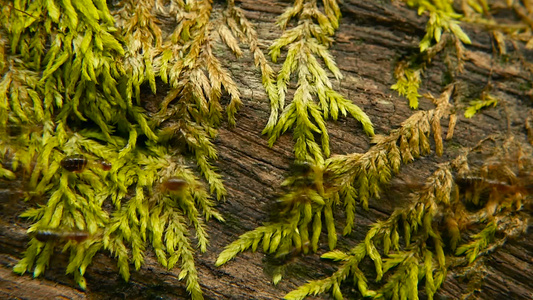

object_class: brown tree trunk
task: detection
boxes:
[1,0,532,299]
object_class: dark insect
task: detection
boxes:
[61,155,88,172]
[98,160,112,171]
[61,155,112,172]
[33,229,90,243]
[162,177,188,192]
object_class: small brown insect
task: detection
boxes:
[98,160,112,171]
[61,155,88,172]
[33,229,90,243]
[162,176,188,193]
[61,155,112,172]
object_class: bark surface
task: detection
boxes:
[1,0,532,299]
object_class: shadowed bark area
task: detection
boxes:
[1,0,532,299]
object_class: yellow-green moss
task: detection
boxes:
[1,1,532,300]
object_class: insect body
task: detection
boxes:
[99,160,112,171]
[162,177,188,193]
[33,229,90,243]
[61,155,112,172]
[61,155,88,172]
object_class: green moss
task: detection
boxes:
[393,0,472,109]
[2,1,532,299]
[285,136,532,300]
[217,85,456,284]
[0,0,252,298]
[262,0,374,164]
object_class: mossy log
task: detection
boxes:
[1,0,532,299]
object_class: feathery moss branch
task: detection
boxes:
[2,1,242,298]
[464,93,498,118]
[264,0,373,164]
[393,0,471,109]
[153,0,250,199]
[286,135,532,299]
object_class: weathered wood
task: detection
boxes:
[1,0,532,299]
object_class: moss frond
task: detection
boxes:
[152,0,254,199]
[263,0,374,163]
[328,85,454,228]
[218,193,323,259]
[3,0,248,298]
[216,224,286,267]
[392,0,472,109]
[391,62,422,109]
[286,135,532,299]
[217,162,328,282]
[464,93,498,118]
[114,0,163,102]
[224,1,279,134]
[455,220,495,263]
[401,0,471,53]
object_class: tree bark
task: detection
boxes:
[1,0,532,299]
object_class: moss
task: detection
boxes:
[285,136,532,300]
[217,1,533,299]
[0,0,255,298]
[1,0,532,299]
[217,85,456,284]
[262,0,374,164]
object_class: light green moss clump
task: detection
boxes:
[392,0,472,109]
[0,0,255,298]
[263,0,374,164]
